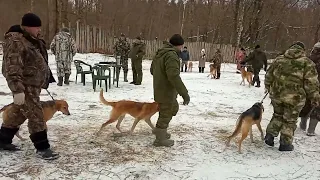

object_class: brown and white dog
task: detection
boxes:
[0,100,70,140]
[188,61,193,72]
[96,89,159,135]
[225,102,264,153]
[239,66,253,87]
[207,64,217,79]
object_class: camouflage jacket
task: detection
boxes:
[212,52,223,66]
[265,45,320,107]
[114,38,130,57]
[50,31,77,62]
[129,41,146,60]
[2,28,54,94]
[150,42,188,103]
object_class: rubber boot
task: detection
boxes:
[57,77,63,86]
[152,128,171,139]
[264,133,275,147]
[299,117,308,131]
[124,72,128,82]
[279,144,294,151]
[0,127,20,151]
[30,130,60,160]
[307,118,318,136]
[216,73,221,79]
[153,128,174,147]
[64,74,70,85]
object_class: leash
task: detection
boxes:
[46,89,55,101]
[260,92,269,103]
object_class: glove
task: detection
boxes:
[183,94,190,105]
[13,93,25,105]
[240,61,245,65]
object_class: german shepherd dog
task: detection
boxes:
[239,65,253,87]
[207,63,217,79]
[225,102,264,153]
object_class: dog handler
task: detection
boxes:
[150,34,190,147]
[0,13,59,160]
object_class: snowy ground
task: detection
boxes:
[0,53,320,180]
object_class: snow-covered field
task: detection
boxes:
[0,53,319,180]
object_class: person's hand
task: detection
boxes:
[183,94,190,105]
[240,61,245,65]
[13,93,25,105]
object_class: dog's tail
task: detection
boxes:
[99,89,116,107]
[0,103,13,114]
[227,114,245,139]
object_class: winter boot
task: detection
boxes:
[152,128,171,139]
[307,118,318,136]
[279,144,294,151]
[30,130,60,160]
[216,73,221,79]
[255,81,261,87]
[0,127,20,151]
[264,133,275,147]
[124,72,128,82]
[57,77,63,86]
[299,117,308,131]
[64,74,70,85]
[153,128,174,147]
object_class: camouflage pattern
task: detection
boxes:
[2,30,53,93]
[50,31,77,77]
[265,44,320,145]
[212,51,223,67]
[156,100,179,129]
[114,37,130,72]
[129,40,146,83]
[1,86,46,134]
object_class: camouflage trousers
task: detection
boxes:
[266,99,304,145]
[131,58,143,84]
[56,60,71,77]
[156,100,179,129]
[1,86,46,134]
[120,56,128,73]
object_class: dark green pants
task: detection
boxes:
[131,58,143,84]
[266,100,303,145]
[156,100,179,129]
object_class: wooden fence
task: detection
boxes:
[71,22,237,63]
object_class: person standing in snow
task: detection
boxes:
[211,49,223,79]
[129,36,146,85]
[264,42,320,151]
[299,42,320,136]
[180,46,190,72]
[50,27,77,86]
[114,33,130,82]
[150,34,190,147]
[240,45,267,87]
[0,13,58,160]
[199,48,206,73]
[236,47,246,73]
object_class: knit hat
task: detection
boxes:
[21,13,42,27]
[61,27,70,33]
[314,42,320,48]
[136,36,142,40]
[120,33,125,37]
[290,41,305,50]
[169,34,184,46]
[255,45,260,49]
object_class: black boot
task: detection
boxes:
[199,67,201,73]
[57,77,63,86]
[264,133,275,147]
[64,74,70,85]
[279,144,294,151]
[255,81,261,87]
[30,130,60,160]
[124,72,128,82]
[0,127,20,151]
[216,73,221,79]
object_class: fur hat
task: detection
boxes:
[61,27,70,33]
[255,45,261,49]
[21,13,42,27]
[169,34,184,46]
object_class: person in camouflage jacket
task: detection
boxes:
[299,42,320,136]
[211,49,223,79]
[150,34,190,147]
[114,33,130,82]
[264,42,320,151]
[0,13,59,160]
[50,28,77,86]
[129,36,146,85]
